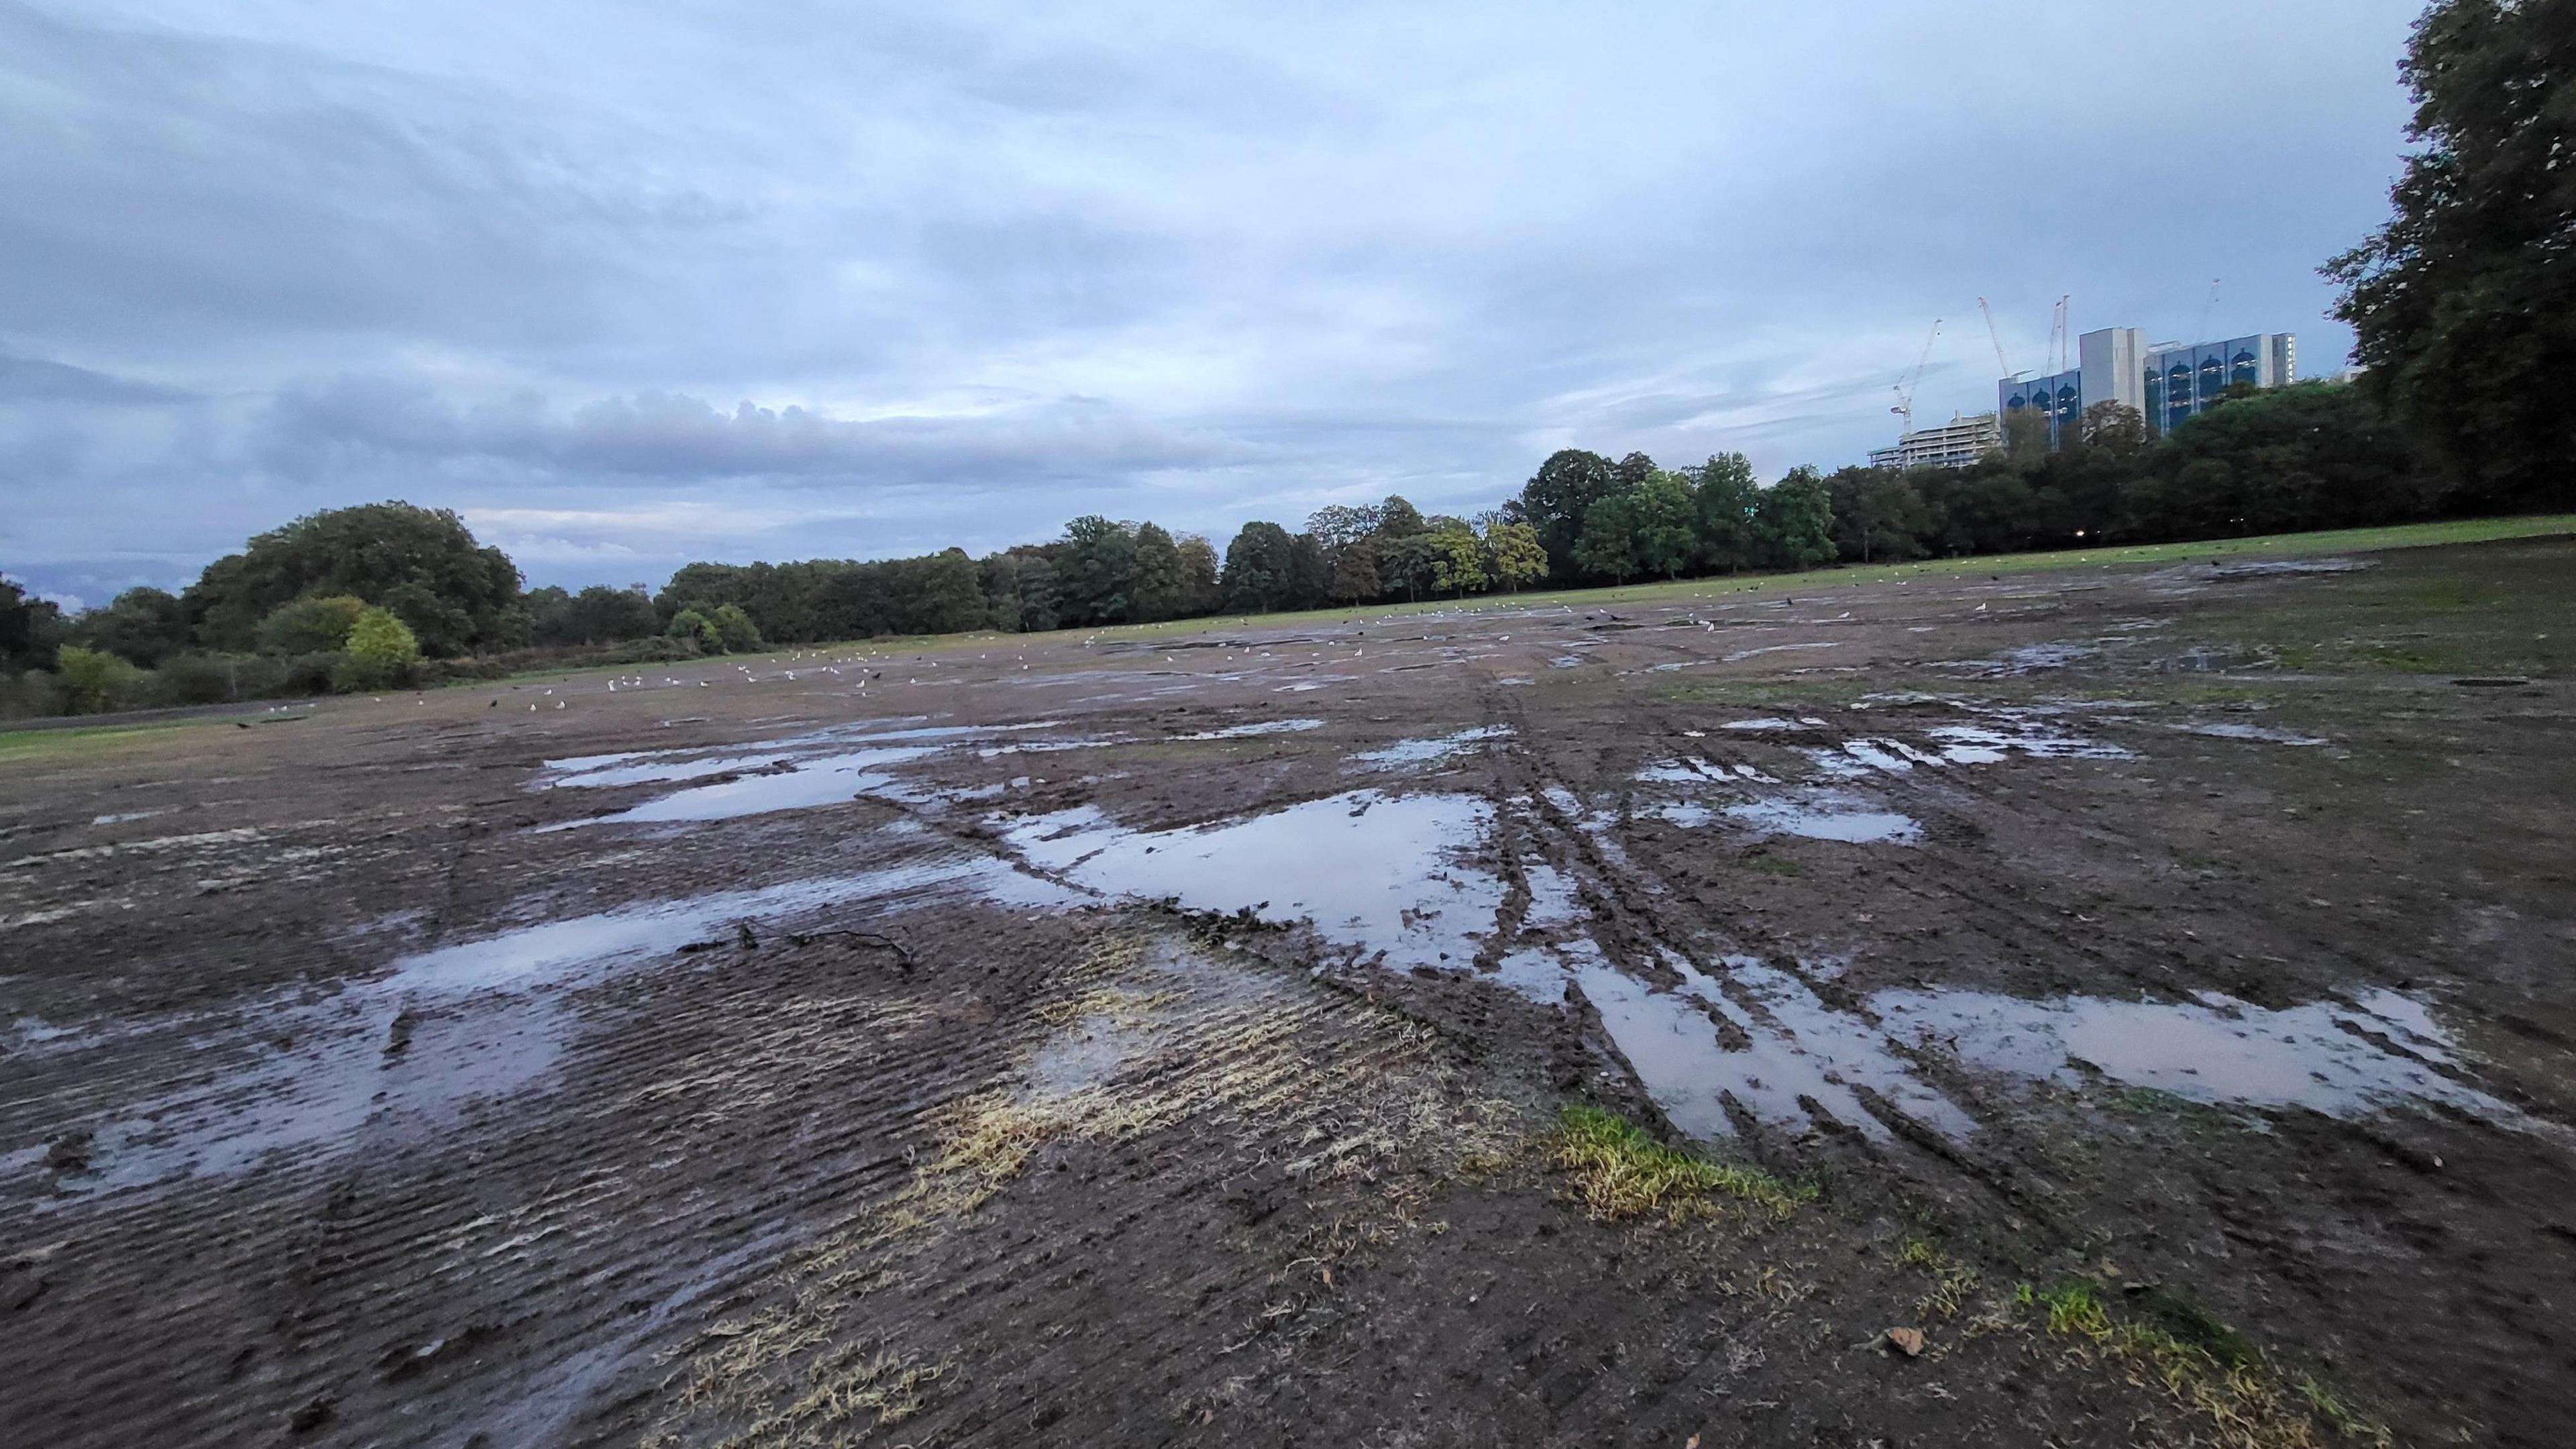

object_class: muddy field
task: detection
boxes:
[4,536,2573,1448]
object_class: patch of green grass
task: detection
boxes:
[1744,853,1801,877]
[0,718,203,758]
[2186,537,2573,680]
[1894,1236,1982,1321]
[1550,1104,1812,1222]
[2297,1375,2389,1445]
[2011,1275,2391,1448]
[2040,1277,2113,1336]
[2133,1285,2261,1370]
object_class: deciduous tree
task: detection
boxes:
[73,587,189,667]
[2326,0,2576,511]
[1750,468,1837,570]
[1692,453,1760,574]
[1427,525,1487,596]
[1573,492,1642,584]
[1515,449,1617,584]
[1056,516,1139,626]
[255,595,368,655]
[1485,523,1548,592]
[334,607,421,691]
[182,502,521,656]
[1629,470,1699,580]
[1221,521,1297,612]
[1128,522,1187,623]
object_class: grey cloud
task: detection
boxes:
[0,351,193,405]
[256,377,1254,485]
[0,0,2422,604]
[0,4,714,354]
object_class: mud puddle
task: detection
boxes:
[1002,790,1500,969]
[1875,985,2535,1124]
[1347,724,1513,772]
[389,852,1079,994]
[11,849,1086,1196]
[1716,794,1923,845]
[1791,711,2131,775]
[1172,718,1323,740]
[2174,722,2330,746]
[1488,942,1971,1142]
[1627,706,2132,845]
[541,744,947,826]
[1486,938,2532,1146]
[536,719,1121,828]
[1722,641,1844,663]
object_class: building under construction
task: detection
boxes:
[2002,327,2298,445]
[1867,413,2002,470]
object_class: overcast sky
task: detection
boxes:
[2,0,2424,608]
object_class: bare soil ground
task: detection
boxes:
[4,535,2573,1448]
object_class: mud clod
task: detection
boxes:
[43,1132,93,1176]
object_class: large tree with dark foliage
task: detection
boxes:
[528,584,661,647]
[1511,449,1617,584]
[1220,521,1299,612]
[184,502,523,656]
[2128,382,2437,539]
[71,586,191,667]
[1126,523,1187,623]
[1055,516,1140,627]
[2324,0,2576,511]
[1,576,64,672]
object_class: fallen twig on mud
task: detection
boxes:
[781,926,916,970]
[672,921,916,970]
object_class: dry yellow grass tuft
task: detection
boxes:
[1894,1236,1982,1322]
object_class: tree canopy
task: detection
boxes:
[1512,449,1618,585]
[184,502,523,657]
[3,577,66,673]
[71,587,190,668]
[2325,0,2576,511]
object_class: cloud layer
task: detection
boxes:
[0,0,2423,603]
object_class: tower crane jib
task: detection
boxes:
[1891,318,1942,439]
[1977,297,2013,378]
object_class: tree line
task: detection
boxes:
[5,0,2565,716]
[0,373,2534,720]
[645,502,1555,647]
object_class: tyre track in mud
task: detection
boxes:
[3,888,1097,1448]
[6,855,1533,1449]
[619,929,1546,1449]
[1477,691,2161,1244]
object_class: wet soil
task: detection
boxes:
[4,537,2573,1447]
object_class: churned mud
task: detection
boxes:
[4,536,2573,1447]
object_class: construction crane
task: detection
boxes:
[2194,277,2222,345]
[2047,294,2070,374]
[1890,317,1942,438]
[1977,297,2014,379]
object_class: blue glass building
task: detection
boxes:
[2000,327,2294,446]
[1999,366,2084,447]
[2143,335,2297,435]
